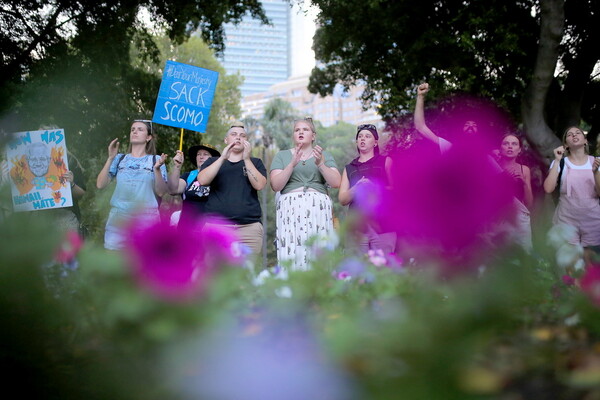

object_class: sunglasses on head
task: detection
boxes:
[357,124,376,131]
[134,119,153,131]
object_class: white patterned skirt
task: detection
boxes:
[276,191,334,271]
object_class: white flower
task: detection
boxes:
[547,223,578,249]
[275,286,293,298]
[555,242,584,270]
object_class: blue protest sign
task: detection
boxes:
[153,60,219,133]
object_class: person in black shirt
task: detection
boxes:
[198,123,267,260]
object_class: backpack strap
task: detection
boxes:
[556,157,565,191]
[114,154,126,175]
[186,169,199,189]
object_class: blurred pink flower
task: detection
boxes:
[561,275,576,286]
[367,249,387,267]
[124,215,240,301]
[55,230,83,263]
[373,139,516,274]
[336,271,351,281]
[580,264,600,307]
[201,216,245,266]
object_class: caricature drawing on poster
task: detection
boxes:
[6,129,72,212]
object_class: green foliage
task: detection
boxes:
[0,0,266,163]
[3,208,600,398]
[308,0,600,138]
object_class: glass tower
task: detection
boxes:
[220,0,290,97]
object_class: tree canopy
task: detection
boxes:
[308,0,600,156]
[0,0,267,161]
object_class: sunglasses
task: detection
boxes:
[357,124,376,131]
[133,119,153,133]
[230,124,245,129]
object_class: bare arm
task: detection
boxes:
[244,158,267,191]
[414,83,440,144]
[593,157,600,196]
[198,143,233,186]
[241,141,267,191]
[96,138,119,189]
[153,154,169,197]
[167,150,186,195]
[338,168,352,206]
[543,146,565,193]
[314,146,341,188]
[62,171,85,199]
[385,157,393,189]
[522,165,534,208]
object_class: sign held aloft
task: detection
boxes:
[153,60,219,133]
[6,129,73,212]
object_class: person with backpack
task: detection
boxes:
[167,144,220,226]
[543,126,600,255]
[96,119,168,250]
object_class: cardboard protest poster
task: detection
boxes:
[6,129,73,212]
[153,60,219,133]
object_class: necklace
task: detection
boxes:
[298,148,312,165]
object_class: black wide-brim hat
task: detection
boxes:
[188,144,221,166]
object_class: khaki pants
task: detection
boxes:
[205,221,264,261]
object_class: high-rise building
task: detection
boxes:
[241,75,383,129]
[220,0,317,96]
[220,0,291,97]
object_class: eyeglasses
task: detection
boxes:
[357,124,376,131]
[134,119,153,132]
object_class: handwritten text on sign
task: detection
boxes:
[6,129,73,212]
[153,61,219,133]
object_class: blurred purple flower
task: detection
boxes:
[580,264,600,307]
[165,315,354,400]
[124,215,239,301]
[353,180,385,219]
[375,139,516,274]
[335,257,366,279]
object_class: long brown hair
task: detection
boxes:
[127,120,156,155]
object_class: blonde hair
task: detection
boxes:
[562,126,588,155]
[293,116,316,134]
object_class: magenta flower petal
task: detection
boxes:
[125,216,208,301]
[55,230,83,263]
[580,264,600,307]
[201,216,244,266]
[375,139,516,274]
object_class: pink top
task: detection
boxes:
[553,156,600,246]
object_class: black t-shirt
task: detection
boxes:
[179,170,210,221]
[200,157,266,224]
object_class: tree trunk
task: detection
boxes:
[521,0,565,160]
